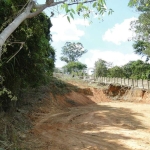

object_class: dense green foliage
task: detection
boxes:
[94,59,108,77]
[60,42,87,63]
[94,59,150,79]
[130,0,150,60]
[63,61,87,75]
[0,0,55,111]
[61,42,87,75]
[122,60,150,79]
[107,66,124,78]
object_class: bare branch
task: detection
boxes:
[49,0,67,7]
[27,0,67,18]
[68,0,96,6]
[34,4,46,9]
[6,42,25,63]
[27,4,47,18]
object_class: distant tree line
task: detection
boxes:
[95,1,150,80]
[94,59,150,80]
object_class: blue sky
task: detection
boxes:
[37,0,144,68]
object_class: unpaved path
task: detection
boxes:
[24,79,150,150]
[30,101,150,150]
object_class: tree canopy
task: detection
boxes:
[122,60,150,79]
[94,59,150,80]
[130,0,150,60]
[94,59,108,77]
[61,42,87,63]
[63,61,87,74]
[0,0,114,57]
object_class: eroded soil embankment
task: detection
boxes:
[104,84,150,103]
[20,82,150,150]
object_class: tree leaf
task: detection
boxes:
[92,2,97,7]
[67,16,70,22]
[70,13,74,19]
[71,9,75,14]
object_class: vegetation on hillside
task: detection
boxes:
[0,0,55,112]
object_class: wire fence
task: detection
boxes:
[53,73,150,90]
[96,77,150,90]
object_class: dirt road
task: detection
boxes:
[30,101,150,150]
[22,79,150,150]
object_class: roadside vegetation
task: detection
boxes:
[0,0,150,149]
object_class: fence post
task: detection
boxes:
[148,80,149,90]
[142,79,144,89]
[132,79,134,88]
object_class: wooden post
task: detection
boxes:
[148,80,149,90]
[132,79,134,88]
[142,79,144,89]
[128,78,129,86]
[121,78,122,86]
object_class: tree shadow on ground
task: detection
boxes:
[19,78,149,150]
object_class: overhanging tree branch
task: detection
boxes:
[68,0,96,6]
[0,0,109,58]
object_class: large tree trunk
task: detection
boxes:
[0,1,34,57]
[0,12,30,55]
[0,0,66,57]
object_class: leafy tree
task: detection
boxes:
[60,42,87,63]
[0,0,55,111]
[1,12,55,91]
[128,0,150,8]
[133,41,150,60]
[122,60,150,79]
[0,0,114,56]
[130,0,150,60]
[108,66,124,78]
[94,59,108,77]
[63,61,87,75]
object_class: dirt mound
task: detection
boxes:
[104,84,130,97]
[54,87,110,108]
[105,84,150,103]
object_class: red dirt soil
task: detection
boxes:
[23,81,150,150]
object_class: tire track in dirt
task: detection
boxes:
[26,83,150,150]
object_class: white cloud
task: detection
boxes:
[83,49,145,68]
[51,15,89,42]
[102,17,137,45]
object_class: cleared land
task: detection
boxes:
[30,102,150,150]
[24,79,150,150]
